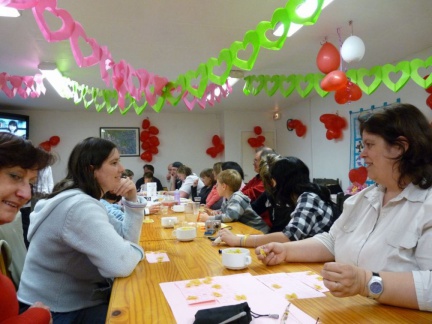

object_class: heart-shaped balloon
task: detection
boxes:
[426,94,432,109]
[296,73,314,98]
[320,70,348,92]
[356,66,382,95]
[334,88,349,105]
[295,124,307,137]
[349,166,368,184]
[381,61,411,92]
[410,57,432,89]
[33,0,76,42]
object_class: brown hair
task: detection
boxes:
[177,165,192,177]
[217,169,242,192]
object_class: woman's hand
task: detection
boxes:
[218,228,241,247]
[199,212,210,222]
[148,204,161,214]
[321,262,367,298]
[114,177,137,202]
[255,242,288,266]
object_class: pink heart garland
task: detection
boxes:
[7,0,38,9]
[32,0,76,42]
[182,91,197,111]
[69,22,102,68]
[99,45,114,87]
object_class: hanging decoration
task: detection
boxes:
[319,113,347,140]
[341,35,365,63]
[423,74,432,109]
[2,0,327,112]
[286,119,307,137]
[206,135,224,158]
[39,135,61,152]
[316,42,341,74]
[247,126,266,148]
[243,56,432,99]
[346,166,368,195]
[139,118,160,162]
[0,72,46,99]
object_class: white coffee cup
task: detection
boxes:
[172,226,197,241]
[161,216,177,228]
[171,204,185,213]
[221,248,251,270]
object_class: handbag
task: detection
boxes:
[193,302,252,324]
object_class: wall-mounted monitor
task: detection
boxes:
[0,111,30,139]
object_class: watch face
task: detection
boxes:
[370,281,383,294]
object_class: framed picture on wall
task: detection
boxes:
[100,127,140,157]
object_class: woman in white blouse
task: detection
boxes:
[256,103,432,312]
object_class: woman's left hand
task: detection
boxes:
[114,177,138,202]
[321,262,367,297]
[218,228,240,247]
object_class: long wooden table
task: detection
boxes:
[106,213,432,323]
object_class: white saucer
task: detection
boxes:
[177,237,195,242]
[224,265,247,270]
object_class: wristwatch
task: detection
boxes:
[367,272,383,299]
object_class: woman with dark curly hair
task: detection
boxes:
[256,103,432,312]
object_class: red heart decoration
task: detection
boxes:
[348,166,368,185]
[320,70,348,92]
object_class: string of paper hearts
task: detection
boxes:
[243,56,432,99]
[3,0,327,112]
[0,72,46,99]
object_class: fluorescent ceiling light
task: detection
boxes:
[38,63,73,99]
[0,7,20,17]
[274,0,334,37]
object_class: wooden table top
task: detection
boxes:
[106,213,432,324]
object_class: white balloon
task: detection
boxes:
[341,35,365,63]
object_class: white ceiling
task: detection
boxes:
[1,0,432,114]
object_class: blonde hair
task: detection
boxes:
[217,169,242,192]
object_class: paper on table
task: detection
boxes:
[255,273,326,300]
[286,271,329,293]
[145,251,170,263]
[160,273,316,324]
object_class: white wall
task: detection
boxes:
[4,47,432,191]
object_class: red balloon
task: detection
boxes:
[334,116,347,129]
[427,94,432,109]
[424,75,432,94]
[295,124,307,137]
[347,82,362,101]
[140,131,150,142]
[141,141,150,150]
[206,147,217,158]
[49,136,60,146]
[212,135,222,146]
[256,135,265,144]
[247,137,257,147]
[216,144,224,153]
[334,88,350,104]
[316,42,341,74]
[142,119,150,129]
[253,126,262,135]
[319,114,334,123]
[348,166,368,184]
[149,146,159,154]
[148,136,160,146]
[287,119,300,130]
[142,151,152,162]
[39,141,51,152]
[148,126,159,135]
[320,70,348,91]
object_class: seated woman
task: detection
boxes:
[191,168,215,204]
[18,137,147,323]
[0,132,54,323]
[165,165,204,199]
[205,162,223,210]
[256,103,432,311]
[218,156,339,247]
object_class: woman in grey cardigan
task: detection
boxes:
[18,137,147,323]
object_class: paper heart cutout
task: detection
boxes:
[356,66,382,95]
[264,75,280,96]
[184,63,208,99]
[99,45,114,87]
[182,91,197,111]
[164,79,186,106]
[8,0,39,9]
[243,76,254,96]
[33,0,76,42]
[256,8,290,50]
[381,61,411,92]
[230,30,261,71]
[206,49,232,85]
[72,83,87,103]
[252,75,266,96]
[93,89,107,112]
[279,74,296,97]
[69,22,102,68]
[313,74,329,98]
[286,0,323,25]
[296,73,314,98]
[82,87,97,109]
[150,96,166,113]
[103,90,119,113]
[410,57,432,89]
[133,99,148,115]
